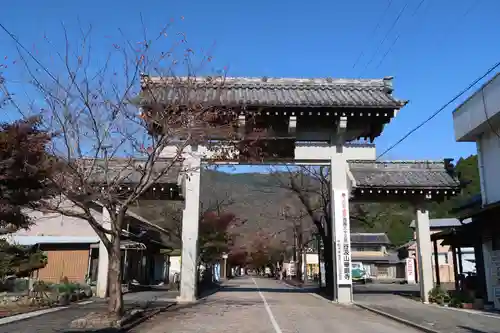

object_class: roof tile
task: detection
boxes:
[348,160,461,189]
[351,233,391,244]
[140,76,407,109]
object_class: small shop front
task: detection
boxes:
[436,197,500,310]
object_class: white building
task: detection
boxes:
[453,72,500,309]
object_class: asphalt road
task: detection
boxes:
[133,277,422,333]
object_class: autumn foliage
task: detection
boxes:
[0,117,55,278]
[0,117,55,232]
[198,211,236,264]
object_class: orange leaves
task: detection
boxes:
[200,211,235,233]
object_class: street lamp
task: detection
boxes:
[221,252,228,280]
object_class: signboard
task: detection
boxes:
[491,250,500,308]
[405,257,416,284]
[287,262,296,276]
[333,190,352,285]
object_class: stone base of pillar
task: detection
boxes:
[336,285,353,304]
[176,295,198,304]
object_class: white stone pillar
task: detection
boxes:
[96,208,111,298]
[330,158,353,304]
[415,208,433,303]
[177,155,201,303]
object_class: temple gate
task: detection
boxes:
[139,75,461,304]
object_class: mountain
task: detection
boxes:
[131,155,480,248]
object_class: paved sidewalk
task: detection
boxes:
[133,276,422,333]
[0,290,176,333]
[356,294,500,333]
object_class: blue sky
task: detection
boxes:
[2,0,497,173]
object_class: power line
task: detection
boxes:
[352,0,393,70]
[0,23,58,84]
[376,60,500,160]
[380,0,480,72]
[375,0,427,70]
[434,0,482,49]
[359,2,409,77]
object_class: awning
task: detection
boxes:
[431,226,479,247]
[90,240,147,250]
[3,235,99,246]
[456,199,500,220]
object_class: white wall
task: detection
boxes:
[305,253,319,265]
[294,143,376,161]
[453,73,500,142]
[459,248,476,274]
[482,239,500,308]
[160,143,376,163]
[15,209,100,237]
[478,128,500,204]
[169,256,181,277]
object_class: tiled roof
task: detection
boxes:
[409,217,472,229]
[351,253,402,264]
[351,233,390,244]
[348,160,461,189]
[140,75,408,109]
[80,158,182,185]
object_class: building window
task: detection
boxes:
[377,266,389,276]
[432,253,449,265]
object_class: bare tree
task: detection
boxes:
[269,166,381,294]
[1,19,246,318]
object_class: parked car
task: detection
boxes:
[351,262,369,284]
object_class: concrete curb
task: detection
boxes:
[354,303,441,333]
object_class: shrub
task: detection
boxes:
[428,286,450,305]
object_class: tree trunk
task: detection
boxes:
[323,239,334,299]
[297,229,303,282]
[107,233,124,317]
[322,213,335,300]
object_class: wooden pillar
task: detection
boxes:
[457,246,464,275]
[474,235,487,299]
[451,244,459,291]
[433,239,440,286]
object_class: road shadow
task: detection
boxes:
[60,329,121,333]
[458,326,493,333]
[197,286,220,299]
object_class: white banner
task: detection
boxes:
[333,189,352,285]
[405,258,416,284]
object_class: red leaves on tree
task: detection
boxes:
[227,249,248,266]
[200,211,234,233]
[0,117,55,233]
[198,211,236,264]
